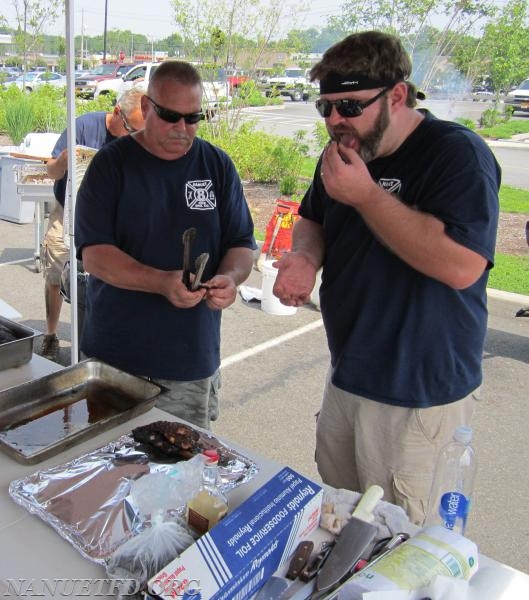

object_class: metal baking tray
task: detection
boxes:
[15,162,54,197]
[0,315,42,371]
[0,359,161,464]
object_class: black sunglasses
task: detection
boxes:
[146,96,205,125]
[315,87,391,119]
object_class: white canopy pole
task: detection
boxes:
[64,0,79,364]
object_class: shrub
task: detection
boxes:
[279,174,299,196]
[480,108,503,129]
[231,80,271,108]
[77,94,116,115]
[454,117,476,130]
[31,86,67,132]
[4,94,34,144]
[199,120,310,183]
[313,121,330,153]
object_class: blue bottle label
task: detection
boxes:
[439,491,470,530]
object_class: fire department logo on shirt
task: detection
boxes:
[378,178,402,195]
[186,180,216,210]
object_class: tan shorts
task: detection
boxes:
[42,200,69,286]
[315,367,477,526]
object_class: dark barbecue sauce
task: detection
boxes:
[0,383,134,452]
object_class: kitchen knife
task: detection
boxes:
[254,541,314,600]
[314,485,384,594]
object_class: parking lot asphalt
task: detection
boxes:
[1,215,528,574]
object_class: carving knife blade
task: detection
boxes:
[314,485,384,594]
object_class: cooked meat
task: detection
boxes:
[132,421,200,460]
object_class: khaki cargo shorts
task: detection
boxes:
[42,200,69,286]
[315,367,477,526]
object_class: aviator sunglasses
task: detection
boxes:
[146,96,205,124]
[315,87,391,119]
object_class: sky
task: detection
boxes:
[0,0,344,40]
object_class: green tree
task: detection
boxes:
[476,0,529,94]
[210,27,226,64]
[419,1,497,92]
[169,0,306,70]
[11,0,63,73]
[158,33,185,57]
[333,0,497,93]
[285,29,314,55]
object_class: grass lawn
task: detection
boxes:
[494,185,529,295]
[489,254,529,295]
[478,119,529,140]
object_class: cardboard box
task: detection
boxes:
[147,467,323,600]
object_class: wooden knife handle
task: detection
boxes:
[286,540,314,580]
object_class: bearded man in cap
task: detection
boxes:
[274,31,500,525]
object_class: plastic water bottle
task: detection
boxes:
[186,449,229,535]
[425,426,477,535]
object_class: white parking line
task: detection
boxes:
[221,318,323,368]
[0,258,33,267]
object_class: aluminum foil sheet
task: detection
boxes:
[9,427,259,565]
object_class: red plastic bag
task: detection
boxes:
[261,199,300,259]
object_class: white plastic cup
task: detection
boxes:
[261,260,297,316]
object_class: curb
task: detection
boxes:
[487,288,529,305]
[486,140,529,150]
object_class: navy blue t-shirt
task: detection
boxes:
[75,135,256,381]
[51,112,115,207]
[300,110,500,408]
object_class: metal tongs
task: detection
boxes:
[182,227,209,291]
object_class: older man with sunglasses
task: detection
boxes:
[75,61,255,429]
[38,88,145,361]
[274,31,500,525]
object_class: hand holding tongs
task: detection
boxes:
[182,227,209,291]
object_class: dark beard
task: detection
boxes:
[330,97,390,163]
[358,97,390,162]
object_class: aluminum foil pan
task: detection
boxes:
[9,426,259,565]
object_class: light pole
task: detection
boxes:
[103,0,108,62]
[22,1,27,83]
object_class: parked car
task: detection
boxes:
[74,69,92,79]
[223,68,250,94]
[0,66,21,77]
[263,67,317,102]
[115,62,231,117]
[471,85,494,102]
[503,79,529,113]
[9,71,66,92]
[94,64,135,98]
[75,62,135,99]
[0,68,19,84]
